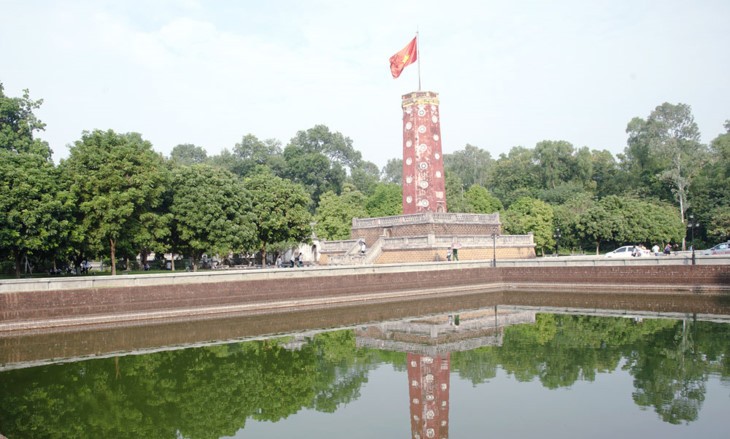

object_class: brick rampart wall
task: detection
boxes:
[351,223,501,247]
[376,248,535,264]
[1,265,728,328]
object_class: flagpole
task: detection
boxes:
[416,29,421,91]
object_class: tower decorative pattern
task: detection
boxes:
[407,353,450,439]
[401,91,447,214]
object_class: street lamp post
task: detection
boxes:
[553,227,562,256]
[491,233,497,267]
[687,215,699,266]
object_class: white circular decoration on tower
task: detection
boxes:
[432,116,438,123]
[406,157,412,165]
[405,122,412,130]
[406,140,412,147]
[418,108,426,116]
[406,176,413,183]
[417,143,427,152]
[433,134,439,141]
[419,180,429,189]
[406,196,413,203]
[418,125,426,133]
[435,171,442,178]
[434,153,440,159]
[419,199,429,207]
[419,162,428,170]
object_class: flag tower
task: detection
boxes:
[390,34,447,214]
[400,91,447,214]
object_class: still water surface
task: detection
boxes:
[1,307,729,438]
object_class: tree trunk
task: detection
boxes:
[595,241,600,256]
[14,251,22,278]
[261,242,267,268]
[110,238,117,276]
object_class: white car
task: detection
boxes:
[703,242,730,255]
[605,246,651,258]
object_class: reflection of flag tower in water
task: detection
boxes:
[408,353,450,439]
[355,308,537,439]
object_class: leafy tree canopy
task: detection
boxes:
[365,183,402,218]
[314,185,367,240]
[170,164,257,270]
[243,167,313,265]
[0,83,52,159]
[170,143,208,165]
[63,130,168,274]
[503,197,554,255]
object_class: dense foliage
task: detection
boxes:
[1,82,728,275]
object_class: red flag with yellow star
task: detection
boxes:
[389,36,417,79]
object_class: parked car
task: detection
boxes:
[605,245,651,258]
[703,241,730,255]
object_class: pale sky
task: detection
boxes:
[2,0,729,169]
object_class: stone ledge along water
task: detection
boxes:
[0,260,728,334]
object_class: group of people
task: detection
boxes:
[446,246,459,261]
[648,244,673,256]
[275,253,303,268]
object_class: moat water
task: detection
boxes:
[1,305,729,438]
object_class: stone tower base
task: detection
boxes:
[319,212,535,265]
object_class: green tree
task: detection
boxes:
[243,168,313,266]
[576,201,619,254]
[707,207,730,242]
[533,140,576,189]
[169,164,257,271]
[552,193,595,253]
[169,143,208,165]
[349,160,381,196]
[365,183,402,217]
[576,195,684,254]
[0,83,52,158]
[503,197,554,255]
[444,173,468,213]
[314,185,367,240]
[591,149,626,197]
[283,146,345,207]
[380,158,402,184]
[443,143,493,188]
[288,124,362,172]
[0,151,69,276]
[464,185,503,213]
[63,130,168,275]
[488,147,540,207]
[625,103,708,240]
[230,134,284,178]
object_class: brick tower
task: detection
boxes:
[401,91,447,214]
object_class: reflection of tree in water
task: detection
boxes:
[627,318,708,424]
[452,314,730,425]
[1,313,728,437]
[0,331,385,439]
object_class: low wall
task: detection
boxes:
[1,262,728,332]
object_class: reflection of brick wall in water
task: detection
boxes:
[402,91,447,214]
[408,353,450,439]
